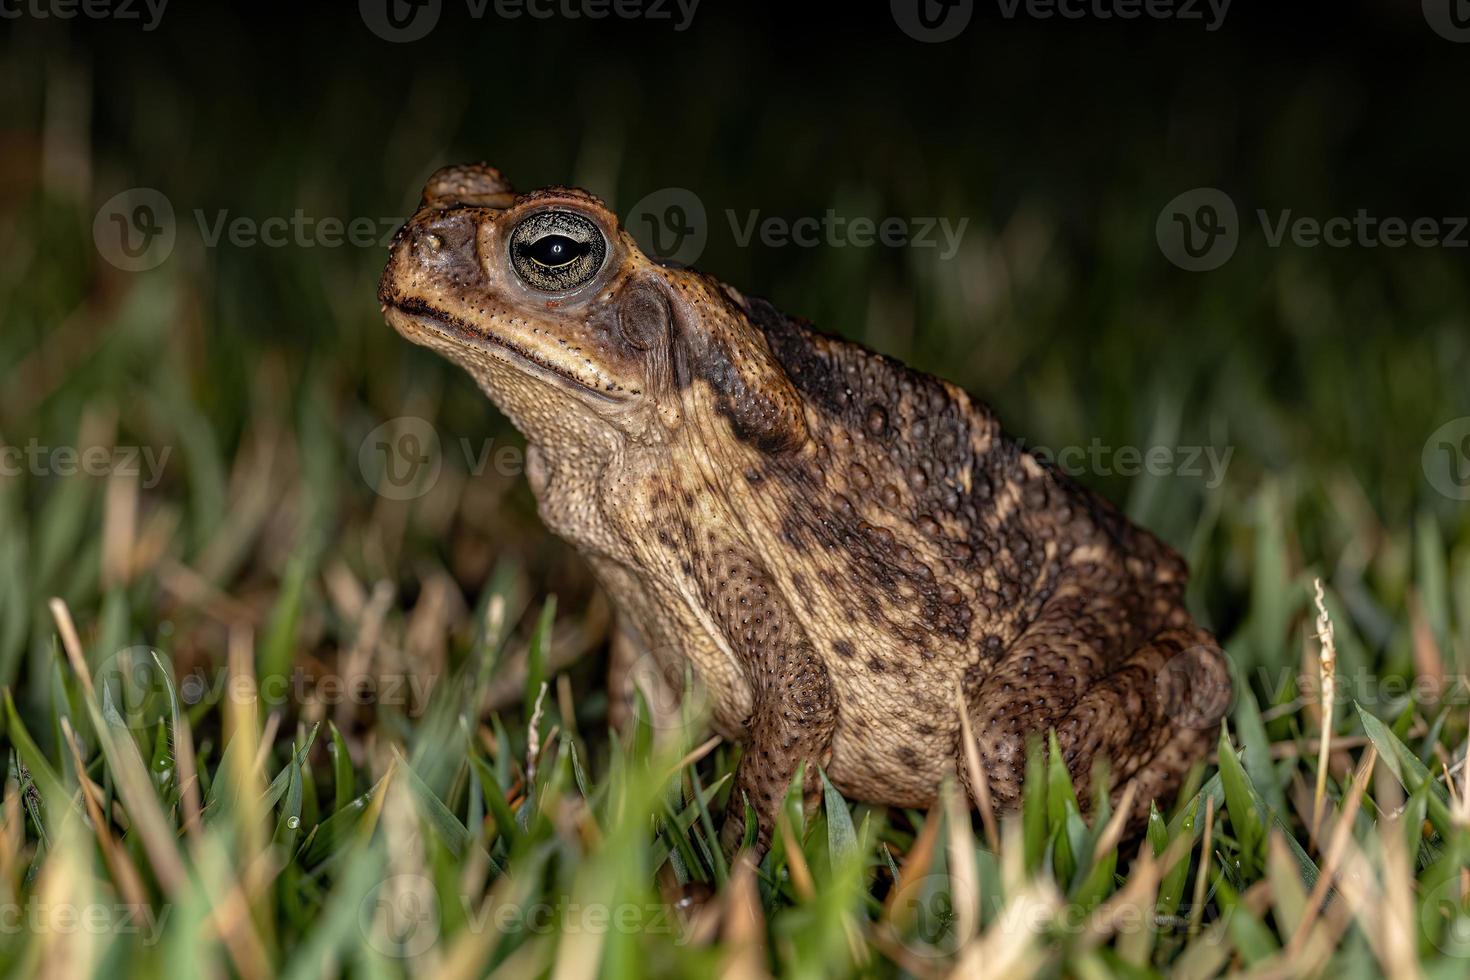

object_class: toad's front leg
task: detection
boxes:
[699,548,836,857]
[720,636,836,856]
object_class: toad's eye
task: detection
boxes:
[523,234,585,267]
[509,210,606,291]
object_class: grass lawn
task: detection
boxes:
[3,10,1470,978]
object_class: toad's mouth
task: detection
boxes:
[382,298,627,404]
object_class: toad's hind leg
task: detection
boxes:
[1053,627,1230,823]
[958,595,1230,825]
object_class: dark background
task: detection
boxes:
[2,0,1467,672]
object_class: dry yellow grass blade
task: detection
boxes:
[1187,796,1214,938]
[49,599,189,896]
[720,852,771,980]
[173,710,206,841]
[1173,880,1272,980]
[946,877,1061,979]
[1311,578,1337,834]
[1092,781,1137,865]
[1376,812,1422,980]
[59,716,147,910]
[452,870,557,980]
[223,624,268,861]
[557,672,579,742]
[954,681,1000,852]
[1082,829,1196,956]
[31,813,103,980]
[942,779,980,953]
[0,779,22,904]
[1407,591,1446,703]
[1262,830,1333,974]
[188,831,274,980]
[778,809,816,901]
[1285,744,1377,957]
[101,467,138,588]
[1323,826,1413,979]
[673,734,725,774]
[883,799,943,927]
[526,681,550,786]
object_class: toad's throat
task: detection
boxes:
[385,297,626,403]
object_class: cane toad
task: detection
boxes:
[378,164,1231,853]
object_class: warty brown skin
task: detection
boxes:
[378,163,1232,855]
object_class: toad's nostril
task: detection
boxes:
[414,212,475,257]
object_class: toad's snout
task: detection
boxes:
[408,209,480,278]
[379,207,487,307]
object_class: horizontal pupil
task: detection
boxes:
[527,234,586,267]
